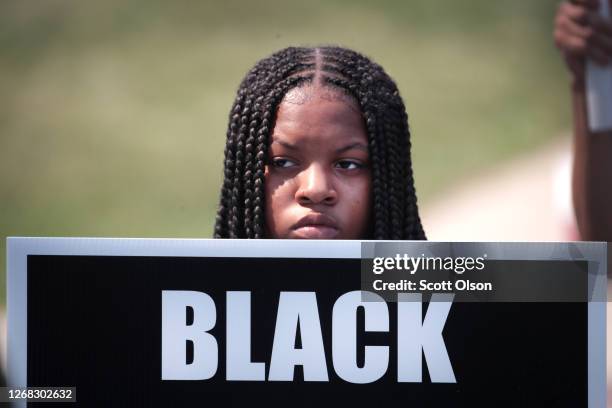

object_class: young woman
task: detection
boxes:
[214,46,426,240]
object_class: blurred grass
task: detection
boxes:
[1,0,570,306]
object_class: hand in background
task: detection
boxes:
[556,0,612,241]
[554,0,612,84]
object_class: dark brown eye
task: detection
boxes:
[272,158,297,168]
[335,160,363,170]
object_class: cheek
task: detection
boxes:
[265,172,289,208]
[264,170,277,231]
[355,181,372,223]
[341,175,372,235]
[264,170,295,235]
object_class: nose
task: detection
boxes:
[295,164,338,205]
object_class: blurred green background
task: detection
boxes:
[1,0,571,306]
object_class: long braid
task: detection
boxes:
[215,46,426,240]
[215,89,245,238]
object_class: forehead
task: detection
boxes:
[272,86,367,146]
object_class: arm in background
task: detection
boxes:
[554,0,612,240]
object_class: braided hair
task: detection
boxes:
[214,46,426,240]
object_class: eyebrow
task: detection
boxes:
[271,139,368,154]
[271,139,299,150]
[335,142,368,154]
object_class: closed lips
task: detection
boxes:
[292,213,339,230]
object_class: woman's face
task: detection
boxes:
[264,85,372,239]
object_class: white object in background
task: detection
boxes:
[586,0,612,132]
